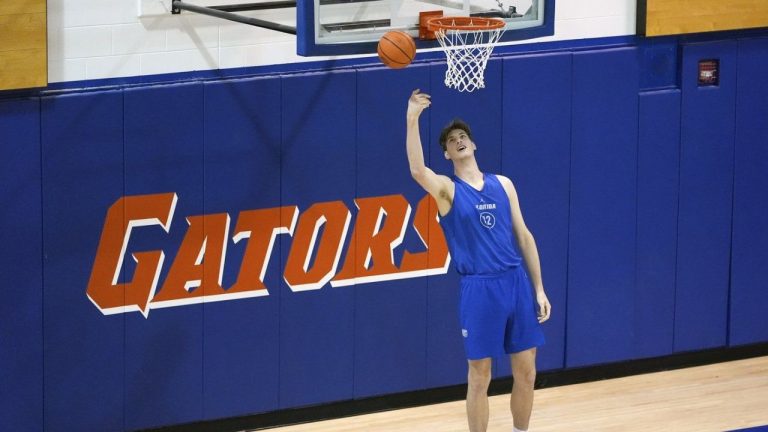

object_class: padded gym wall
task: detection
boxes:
[41,90,125,432]
[675,41,737,352]
[354,64,431,397]
[202,76,283,419]
[0,97,42,431]
[730,37,768,346]
[501,52,571,373]
[278,70,357,409]
[2,35,768,431]
[568,48,639,367]
[636,89,680,359]
[123,83,206,430]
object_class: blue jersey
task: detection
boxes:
[439,173,522,275]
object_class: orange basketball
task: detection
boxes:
[377,31,416,69]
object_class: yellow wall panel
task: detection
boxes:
[0,13,46,52]
[641,0,768,36]
[0,48,47,89]
[0,0,46,90]
[0,0,45,16]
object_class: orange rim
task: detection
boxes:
[427,16,506,31]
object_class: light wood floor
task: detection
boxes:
[258,356,768,432]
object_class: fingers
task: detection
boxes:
[407,89,431,116]
[410,89,431,100]
[413,94,431,107]
[537,301,551,323]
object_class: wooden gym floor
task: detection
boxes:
[258,356,768,432]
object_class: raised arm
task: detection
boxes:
[406,89,453,215]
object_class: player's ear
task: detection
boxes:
[444,150,450,160]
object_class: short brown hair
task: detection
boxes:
[439,119,473,151]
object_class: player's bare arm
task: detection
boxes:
[406,89,454,216]
[497,174,552,323]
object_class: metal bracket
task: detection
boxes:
[171,0,297,35]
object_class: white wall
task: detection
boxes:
[47,0,636,83]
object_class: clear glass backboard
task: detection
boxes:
[298,0,555,56]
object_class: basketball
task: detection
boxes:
[377,31,416,69]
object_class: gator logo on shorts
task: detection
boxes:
[462,329,468,338]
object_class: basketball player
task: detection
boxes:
[405,89,551,432]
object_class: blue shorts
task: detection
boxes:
[459,266,545,360]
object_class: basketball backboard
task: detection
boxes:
[158,0,554,57]
[298,0,555,56]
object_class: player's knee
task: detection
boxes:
[467,362,492,393]
[512,366,536,389]
[467,373,491,394]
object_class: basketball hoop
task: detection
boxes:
[427,17,506,92]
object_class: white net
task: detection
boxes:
[433,22,506,93]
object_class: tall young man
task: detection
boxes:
[406,89,551,432]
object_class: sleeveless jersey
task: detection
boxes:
[439,173,522,275]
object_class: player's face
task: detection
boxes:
[444,128,475,160]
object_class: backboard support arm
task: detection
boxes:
[171,0,297,35]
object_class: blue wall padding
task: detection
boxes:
[501,52,572,373]
[41,91,125,432]
[201,77,283,417]
[640,40,678,90]
[568,48,639,367]
[636,90,680,359]
[278,71,357,409]
[730,37,768,346]
[0,98,42,432]
[353,65,431,398]
[5,35,768,432]
[675,41,737,352]
[123,83,205,430]
[426,264,466,388]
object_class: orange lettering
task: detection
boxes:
[228,206,298,296]
[283,201,350,291]
[333,194,410,286]
[152,213,230,307]
[86,193,177,317]
[88,193,452,317]
[399,194,451,275]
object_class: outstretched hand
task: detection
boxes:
[407,89,431,118]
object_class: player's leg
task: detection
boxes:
[460,275,507,432]
[510,348,537,431]
[467,357,492,432]
[503,267,545,431]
